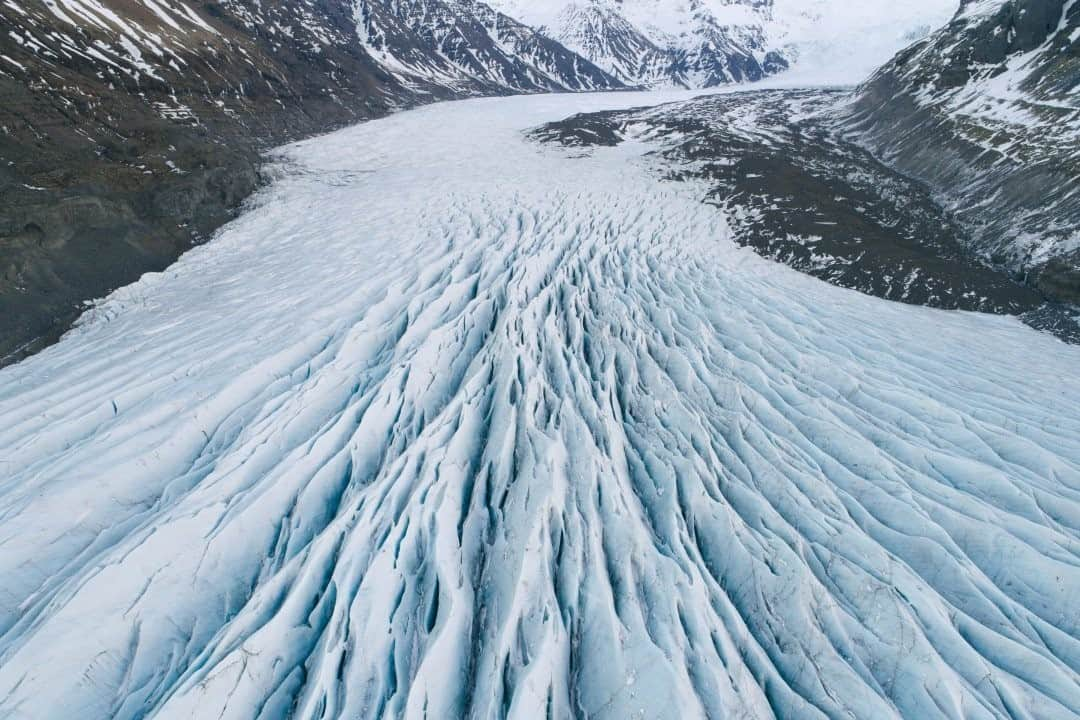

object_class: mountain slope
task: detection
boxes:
[0,0,622,366]
[486,0,957,87]
[1,90,1079,720]
[677,5,789,86]
[843,0,1080,303]
[488,0,788,87]
[358,0,624,92]
[0,0,410,365]
[539,2,679,87]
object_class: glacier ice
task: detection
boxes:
[0,90,1079,719]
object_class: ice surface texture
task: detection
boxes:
[1,90,1079,719]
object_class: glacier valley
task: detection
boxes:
[1,89,1080,719]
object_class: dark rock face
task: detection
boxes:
[762,51,790,76]
[0,0,620,366]
[0,140,261,363]
[0,0,409,365]
[530,89,1080,342]
[842,0,1080,306]
[678,15,779,86]
[960,0,1065,59]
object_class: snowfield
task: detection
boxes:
[1,90,1080,719]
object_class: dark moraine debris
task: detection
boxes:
[530,112,642,147]
[530,89,1080,342]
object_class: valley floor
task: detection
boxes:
[1,90,1079,719]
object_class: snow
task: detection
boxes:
[847,0,1080,275]
[1,89,1080,719]
[487,0,960,85]
[6,0,211,82]
[770,0,957,84]
[0,53,26,69]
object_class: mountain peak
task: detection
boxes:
[487,0,958,86]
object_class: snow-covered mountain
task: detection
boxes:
[487,0,786,87]
[486,0,957,87]
[844,0,1080,303]
[356,0,623,93]
[525,2,683,87]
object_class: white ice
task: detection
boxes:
[1,89,1079,719]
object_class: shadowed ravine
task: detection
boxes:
[1,91,1079,720]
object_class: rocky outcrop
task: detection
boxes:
[843,0,1080,304]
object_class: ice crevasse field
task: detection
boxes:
[1,90,1079,719]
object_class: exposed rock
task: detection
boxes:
[843,0,1080,305]
[0,0,621,365]
[357,0,624,92]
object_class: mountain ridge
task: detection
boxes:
[487,0,957,87]
[356,0,625,93]
[487,0,789,87]
[843,0,1080,303]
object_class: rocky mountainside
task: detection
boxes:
[486,0,957,87]
[487,0,788,87]
[0,0,620,366]
[843,0,1080,303]
[357,0,623,92]
[531,89,1080,341]
[0,0,393,363]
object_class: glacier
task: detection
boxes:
[1,89,1080,719]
